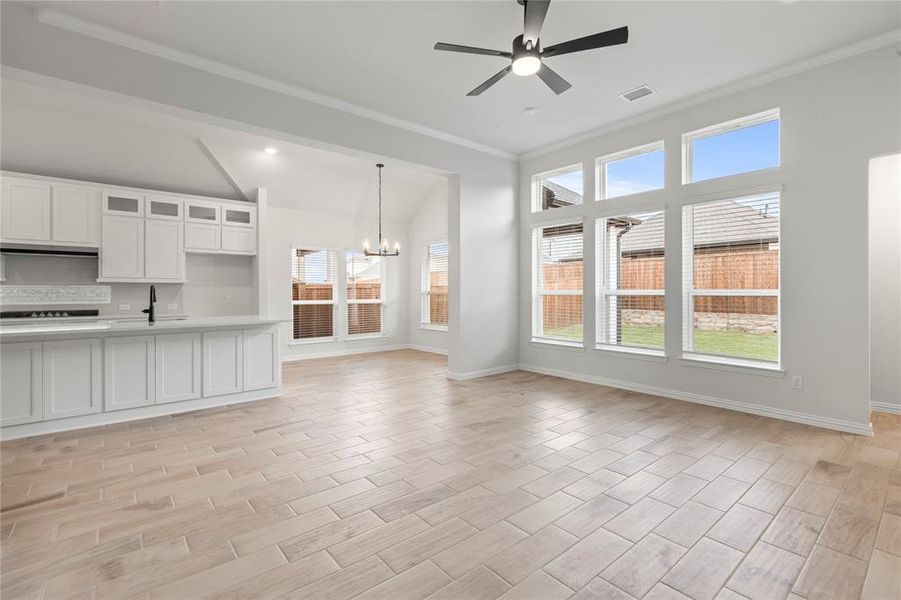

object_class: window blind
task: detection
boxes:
[346,252,383,335]
[597,211,665,350]
[533,222,583,343]
[424,242,449,326]
[682,194,780,363]
[291,249,335,339]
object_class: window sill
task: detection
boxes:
[420,324,448,332]
[288,336,337,346]
[530,337,584,351]
[679,353,785,377]
[346,332,388,341]
[595,344,667,362]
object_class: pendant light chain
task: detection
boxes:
[363,162,399,257]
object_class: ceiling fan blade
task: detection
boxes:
[523,0,551,46]
[536,63,572,95]
[467,65,513,96]
[434,42,512,58]
[542,26,629,57]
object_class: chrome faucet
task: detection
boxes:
[142,285,157,324]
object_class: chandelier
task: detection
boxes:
[362,163,400,257]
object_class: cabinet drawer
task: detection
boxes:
[221,226,256,254]
[103,190,145,217]
[185,223,221,251]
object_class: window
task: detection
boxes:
[533,164,583,212]
[684,109,780,183]
[597,210,665,352]
[291,248,336,340]
[346,252,384,336]
[422,242,449,328]
[682,193,780,364]
[532,221,583,343]
[598,142,665,200]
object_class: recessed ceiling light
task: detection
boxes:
[264,147,278,154]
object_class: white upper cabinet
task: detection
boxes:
[1,177,52,243]
[52,184,101,246]
[184,222,221,251]
[102,190,145,217]
[221,226,256,254]
[146,195,183,221]
[100,215,145,280]
[222,205,256,228]
[145,219,184,281]
[185,200,220,224]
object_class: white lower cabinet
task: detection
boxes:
[1,343,43,426]
[155,333,202,404]
[243,328,279,391]
[203,330,244,397]
[104,336,156,411]
[42,339,102,420]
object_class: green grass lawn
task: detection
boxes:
[543,324,777,362]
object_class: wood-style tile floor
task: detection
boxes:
[2,350,900,600]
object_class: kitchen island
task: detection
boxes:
[0,315,285,439]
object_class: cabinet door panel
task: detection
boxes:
[100,216,144,279]
[222,206,256,228]
[1,343,43,426]
[243,328,279,391]
[102,191,144,216]
[155,333,201,404]
[1,178,51,242]
[221,226,256,254]
[145,220,184,281]
[52,184,100,246]
[43,339,101,420]
[202,330,243,397]
[104,336,155,411]
[185,223,220,251]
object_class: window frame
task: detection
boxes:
[531,163,584,213]
[596,140,665,201]
[680,190,782,369]
[421,240,449,331]
[531,218,585,347]
[290,246,338,344]
[595,209,666,356]
[345,251,386,338]
[682,108,780,185]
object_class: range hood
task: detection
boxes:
[0,246,98,258]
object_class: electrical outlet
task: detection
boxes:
[225,295,233,305]
[167,303,177,310]
[791,375,803,390]
[118,304,130,311]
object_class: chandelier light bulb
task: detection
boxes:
[362,238,371,251]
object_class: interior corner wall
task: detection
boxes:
[518,46,900,432]
[407,180,450,355]
[869,153,901,413]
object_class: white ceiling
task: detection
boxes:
[0,79,445,220]
[13,0,900,155]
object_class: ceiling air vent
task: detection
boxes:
[620,85,655,102]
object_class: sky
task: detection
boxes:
[544,117,779,200]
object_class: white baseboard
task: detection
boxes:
[447,364,519,381]
[871,401,901,415]
[282,344,408,362]
[519,363,873,436]
[0,387,283,441]
[407,344,448,356]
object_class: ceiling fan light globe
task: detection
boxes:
[512,55,541,76]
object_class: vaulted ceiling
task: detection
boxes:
[3,1,898,155]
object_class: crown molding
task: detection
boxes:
[518,28,901,161]
[33,8,516,162]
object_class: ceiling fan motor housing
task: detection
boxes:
[511,34,542,76]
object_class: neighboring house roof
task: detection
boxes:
[620,200,779,253]
[542,180,583,208]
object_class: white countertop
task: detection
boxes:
[0,315,286,340]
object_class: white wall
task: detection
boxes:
[407,181,449,355]
[264,206,408,361]
[519,47,900,433]
[869,154,901,413]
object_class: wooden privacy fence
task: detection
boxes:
[541,247,779,330]
[292,281,382,338]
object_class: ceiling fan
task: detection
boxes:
[434,0,628,96]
